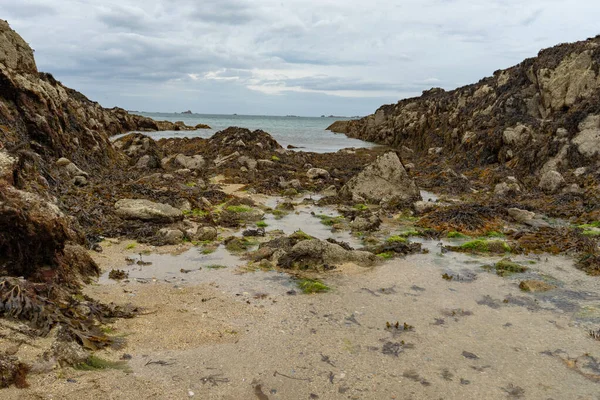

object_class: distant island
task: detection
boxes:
[181,110,192,114]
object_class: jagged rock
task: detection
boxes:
[157,228,184,244]
[340,152,421,205]
[539,170,566,193]
[44,339,89,368]
[307,168,330,179]
[114,199,183,222]
[278,239,376,269]
[174,154,205,170]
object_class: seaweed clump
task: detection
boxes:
[576,254,600,276]
[417,205,503,236]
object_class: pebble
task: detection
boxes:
[188,390,195,397]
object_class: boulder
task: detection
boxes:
[278,239,376,269]
[114,199,183,222]
[195,226,218,241]
[350,215,381,232]
[508,207,550,228]
[157,228,184,245]
[174,154,205,170]
[538,170,566,193]
[307,168,330,180]
[340,152,421,205]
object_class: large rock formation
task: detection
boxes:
[339,35,600,186]
[340,151,421,205]
[0,21,191,294]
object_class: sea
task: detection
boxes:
[129,112,376,153]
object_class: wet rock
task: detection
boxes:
[539,170,566,193]
[307,168,330,180]
[115,199,183,222]
[340,152,421,206]
[157,228,184,244]
[278,238,376,269]
[175,154,205,170]
[195,226,218,241]
[414,200,441,214]
[282,188,298,197]
[350,215,381,232]
[519,280,556,292]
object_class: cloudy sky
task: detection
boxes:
[4,0,599,116]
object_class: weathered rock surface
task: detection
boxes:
[278,239,376,269]
[174,154,205,170]
[539,170,566,193]
[340,152,421,205]
[114,199,183,222]
[307,168,330,180]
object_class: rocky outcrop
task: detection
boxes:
[340,35,600,186]
[340,152,421,205]
[326,120,352,134]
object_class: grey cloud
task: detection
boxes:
[3,1,58,19]
[3,0,600,117]
[188,0,261,25]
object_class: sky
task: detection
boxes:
[3,0,599,116]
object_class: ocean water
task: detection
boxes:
[130,112,375,153]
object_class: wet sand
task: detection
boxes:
[4,191,600,399]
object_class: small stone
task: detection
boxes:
[307,168,330,180]
[519,280,556,293]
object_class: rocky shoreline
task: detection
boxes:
[1,20,600,398]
